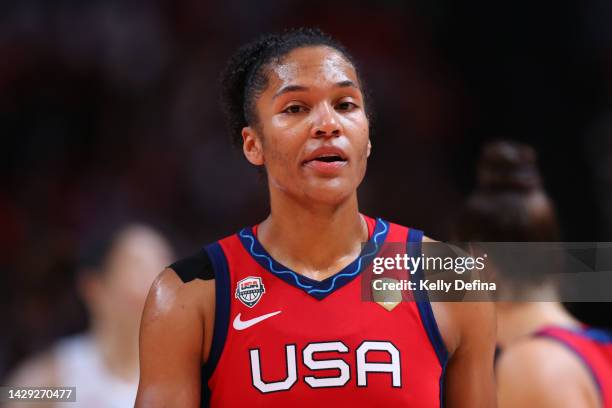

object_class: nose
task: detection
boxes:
[311,103,341,138]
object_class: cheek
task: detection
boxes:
[343,115,370,154]
[263,138,290,166]
[262,124,305,168]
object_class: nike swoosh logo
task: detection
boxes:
[232,311,281,331]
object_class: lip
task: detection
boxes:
[303,159,348,175]
[302,146,349,176]
[302,146,348,164]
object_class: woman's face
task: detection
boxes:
[242,46,370,206]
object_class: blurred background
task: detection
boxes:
[2,0,612,386]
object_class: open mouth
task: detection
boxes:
[302,148,349,172]
[310,155,346,163]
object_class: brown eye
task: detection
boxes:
[283,105,308,114]
[336,101,357,111]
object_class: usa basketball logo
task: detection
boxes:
[235,276,266,307]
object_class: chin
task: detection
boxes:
[303,180,356,206]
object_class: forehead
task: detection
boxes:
[268,46,358,90]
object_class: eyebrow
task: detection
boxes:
[272,80,359,100]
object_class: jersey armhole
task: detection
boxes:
[409,228,449,408]
[534,330,604,406]
[200,242,231,407]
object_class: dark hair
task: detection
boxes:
[78,228,120,276]
[454,141,560,242]
[78,223,164,277]
[454,141,561,291]
[221,27,370,146]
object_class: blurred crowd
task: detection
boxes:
[2,0,612,396]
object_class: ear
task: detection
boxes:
[242,126,264,166]
[367,139,372,158]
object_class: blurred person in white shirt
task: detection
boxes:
[6,223,173,408]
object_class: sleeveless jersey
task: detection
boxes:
[535,326,612,408]
[199,216,448,407]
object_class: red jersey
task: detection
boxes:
[535,326,612,408]
[199,216,447,407]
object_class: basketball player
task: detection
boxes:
[454,141,612,407]
[136,28,495,407]
[6,224,173,408]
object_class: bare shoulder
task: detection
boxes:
[497,337,599,407]
[140,267,216,362]
[498,336,594,385]
[420,235,495,355]
[143,267,214,322]
[5,351,57,387]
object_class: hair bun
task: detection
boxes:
[477,141,541,191]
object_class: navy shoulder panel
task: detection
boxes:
[169,249,215,283]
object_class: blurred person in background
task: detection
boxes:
[454,141,612,408]
[5,224,174,408]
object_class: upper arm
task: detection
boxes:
[443,301,497,408]
[497,339,599,408]
[135,268,212,408]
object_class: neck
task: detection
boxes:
[496,301,581,348]
[90,318,140,383]
[257,189,367,281]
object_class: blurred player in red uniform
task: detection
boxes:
[455,141,612,408]
[136,28,495,407]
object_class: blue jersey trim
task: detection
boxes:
[238,229,314,290]
[537,330,604,404]
[581,327,612,343]
[237,218,389,300]
[203,243,231,387]
[439,359,448,408]
[409,229,449,407]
